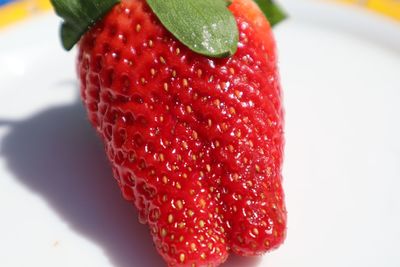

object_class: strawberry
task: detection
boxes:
[51,0,287,266]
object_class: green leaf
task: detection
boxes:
[254,0,287,26]
[146,0,238,58]
[50,0,120,50]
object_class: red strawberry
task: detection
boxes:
[52,0,287,266]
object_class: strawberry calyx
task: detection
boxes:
[50,0,120,51]
[51,0,286,57]
[254,0,287,26]
[146,0,239,58]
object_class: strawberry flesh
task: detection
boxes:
[78,0,286,266]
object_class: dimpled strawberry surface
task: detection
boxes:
[77,0,286,266]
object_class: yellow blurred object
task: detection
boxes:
[336,0,400,20]
[0,0,51,28]
[367,0,400,20]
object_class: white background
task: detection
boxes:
[0,0,399,266]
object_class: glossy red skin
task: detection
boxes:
[77,0,286,266]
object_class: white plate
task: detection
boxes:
[1,1,399,266]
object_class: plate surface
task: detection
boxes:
[1,1,400,266]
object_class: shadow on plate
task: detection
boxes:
[0,99,261,267]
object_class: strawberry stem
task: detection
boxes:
[50,0,120,50]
